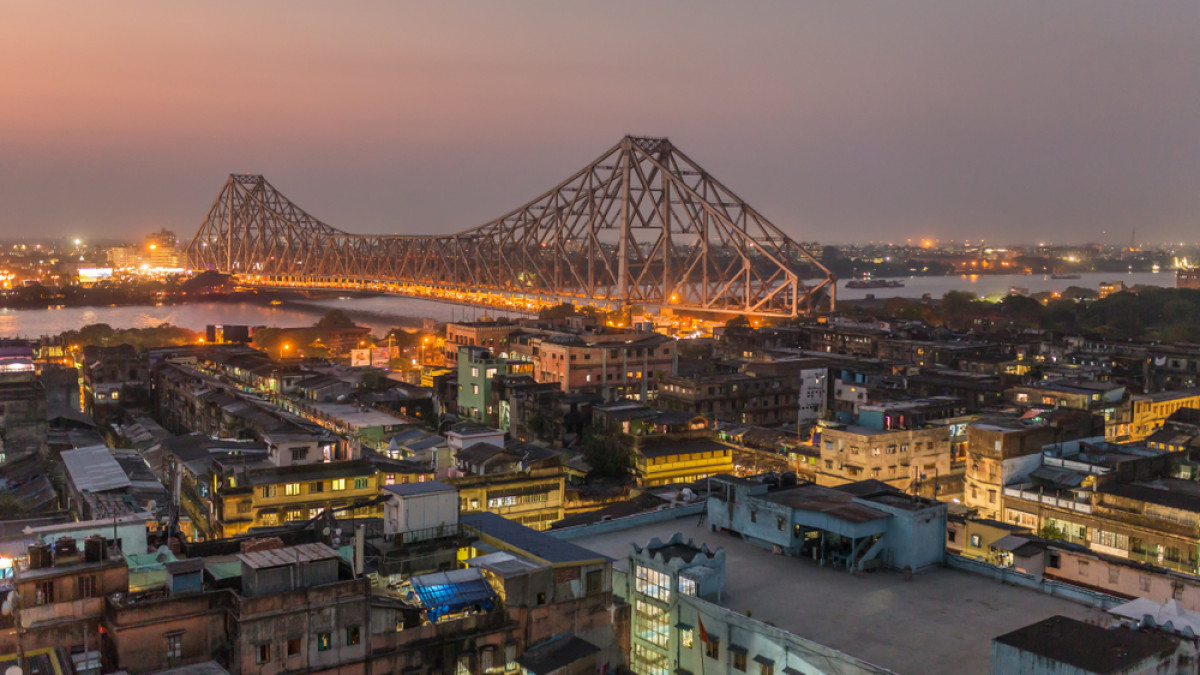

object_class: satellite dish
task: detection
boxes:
[1,598,11,615]
[6,665,22,675]
[321,527,330,536]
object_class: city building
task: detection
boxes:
[964,417,1060,519]
[991,615,1193,675]
[456,345,535,427]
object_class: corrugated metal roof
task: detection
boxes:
[236,542,339,570]
[61,445,131,493]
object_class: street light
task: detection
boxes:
[281,343,291,360]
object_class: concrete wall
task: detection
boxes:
[946,554,1124,610]
[871,500,946,571]
[385,489,458,537]
[673,594,896,675]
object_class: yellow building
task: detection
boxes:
[211,458,432,538]
[451,468,567,531]
[1123,390,1200,442]
[634,438,734,487]
[947,516,1032,566]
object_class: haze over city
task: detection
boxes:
[4,1,1199,244]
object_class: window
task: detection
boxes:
[317,632,332,651]
[287,637,301,656]
[732,648,747,671]
[681,626,695,649]
[471,384,479,395]
[166,633,183,661]
[634,565,671,603]
[760,664,774,675]
[1047,552,1060,569]
[777,516,785,531]
[257,644,271,664]
[346,625,360,646]
[1108,566,1120,584]
[78,575,97,598]
[705,636,720,660]
[285,483,301,496]
[238,501,251,514]
[947,529,957,543]
[633,599,670,648]
[678,576,697,596]
[1140,575,1152,592]
[332,479,346,491]
[750,510,757,523]
[471,367,479,377]
[970,534,982,548]
[505,644,517,671]
[35,581,53,605]
[291,447,307,461]
[260,486,277,498]
[286,508,304,521]
[1077,560,1089,576]
[586,569,603,595]
[354,477,369,490]
[310,481,323,493]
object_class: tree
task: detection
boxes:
[579,428,630,479]
[725,315,751,329]
[940,291,979,327]
[315,309,357,330]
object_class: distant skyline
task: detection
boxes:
[3,2,1199,245]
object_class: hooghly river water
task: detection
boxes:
[0,271,1176,338]
[0,295,526,339]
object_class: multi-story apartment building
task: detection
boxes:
[3,534,128,667]
[451,440,575,531]
[533,331,675,402]
[1107,389,1200,442]
[964,418,1059,520]
[0,345,46,464]
[81,343,150,420]
[816,399,968,498]
[443,320,524,366]
[658,371,796,426]
[456,345,535,427]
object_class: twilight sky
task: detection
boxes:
[2,1,1199,245]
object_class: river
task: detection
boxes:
[0,271,1178,338]
[0,295,528,339]
[829,271,1173,301]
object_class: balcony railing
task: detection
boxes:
[1004,487,1093,514]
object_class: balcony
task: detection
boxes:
[1003,487,1093,514]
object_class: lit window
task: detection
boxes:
[317,632,331,651]
[634,565,671,603]
[346,625,360,646]
[284,483,301,496]
[332,479,346,491]
[678,576,697,596]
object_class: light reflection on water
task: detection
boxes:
[0,297,527,339]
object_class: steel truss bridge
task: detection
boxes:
[185,136,836,318]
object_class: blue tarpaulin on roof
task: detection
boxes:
[410,568,497,621]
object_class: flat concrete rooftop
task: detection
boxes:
[571,515,1099,675]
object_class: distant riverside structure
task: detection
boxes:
[1178,268,1200,290]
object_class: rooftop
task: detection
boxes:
[567,513,1094,675]
[461,512,611,566]
[382,480,455,497]
[237,542,339,570]
[993,615,1179,674]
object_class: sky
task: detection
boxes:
[2,1,1199,246]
